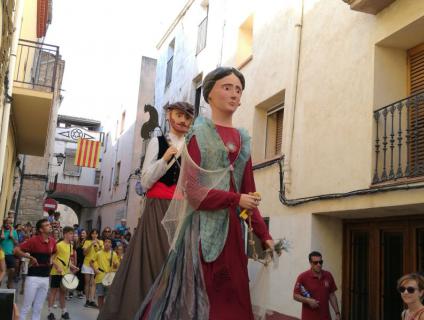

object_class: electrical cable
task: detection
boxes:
[253,155,424,207]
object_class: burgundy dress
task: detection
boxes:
[140,125,272,320]
[188,125,272,320]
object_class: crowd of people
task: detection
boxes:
[0,212,131,320]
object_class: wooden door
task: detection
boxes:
[343,217,424,319]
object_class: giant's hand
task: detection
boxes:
[239,194,261,210]
[162,146,178,162]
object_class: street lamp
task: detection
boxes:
[54,153,66,166]
[46,153,67,194]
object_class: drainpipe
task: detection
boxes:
[283,0,304,190]
[0,0,25,193]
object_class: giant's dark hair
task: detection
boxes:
[202,67,245,103]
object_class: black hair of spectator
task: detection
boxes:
[88,229,99,240]
[63,226,74,235]
[308,251,322,262]
[36,218,49,233]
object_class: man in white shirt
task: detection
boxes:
[98,102,194,320]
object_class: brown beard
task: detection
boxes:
[169,116,189,133]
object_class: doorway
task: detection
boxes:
[343,216,424,319]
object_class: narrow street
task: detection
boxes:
[1,280,98,320]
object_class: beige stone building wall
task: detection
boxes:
[153,0,424,318]
[13,0,65,225]
[0,0,16,219]
[234,0,424,317]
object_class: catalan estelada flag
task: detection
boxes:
[75,138,101,168]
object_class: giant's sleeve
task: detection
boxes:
[186,136,241,210]
[141,137,168,190]
[240,158,272,244]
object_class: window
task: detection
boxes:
[195,86,202,117]
[196,5,208,54]
[408,43,424,176]
[94,170,101,184]
[96,216,102,234]
[104,133,109,153]
[115,120,119,141]
[265,105,284,159]
[161,103,169,130]
[236,15,253,69]
[63,148,81,176]
[193,75,203,117]
[86,220,93,232]
[98,175,103,198]
[120,111,126,135]
[114,161,121,186]
[165,39,175,87]
[109,167,113,191]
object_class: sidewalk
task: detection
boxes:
[1,279,98,320]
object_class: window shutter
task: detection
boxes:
[275,109,284,155]
[408,43,424,175]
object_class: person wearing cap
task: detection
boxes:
[114,219,129,236]
[98,101,194,320]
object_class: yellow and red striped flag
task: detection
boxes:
[74,138,101,168]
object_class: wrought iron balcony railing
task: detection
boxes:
[373,92,424,184]
[14,39,59,92]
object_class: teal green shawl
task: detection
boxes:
[186,116,251,262]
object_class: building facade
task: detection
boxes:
[87,56,157,232]
[0,0,17,218]
[0,0,64,224]
[12,0,65,225]
[152,0,424,319]
[44,115,102,227]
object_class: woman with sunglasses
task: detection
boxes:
[398,273,424,319]
[101,227,112,241]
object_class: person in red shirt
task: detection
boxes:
[14,218,56,320]
[293,251,341,320]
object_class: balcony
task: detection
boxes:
[342,0,396,15]
[372,92,424,185]
[12,39,60,156]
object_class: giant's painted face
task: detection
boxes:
[207,73,243,115]
[168,109,193,134]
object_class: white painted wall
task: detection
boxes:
[152,0,424,317]
[94,57,157,231]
